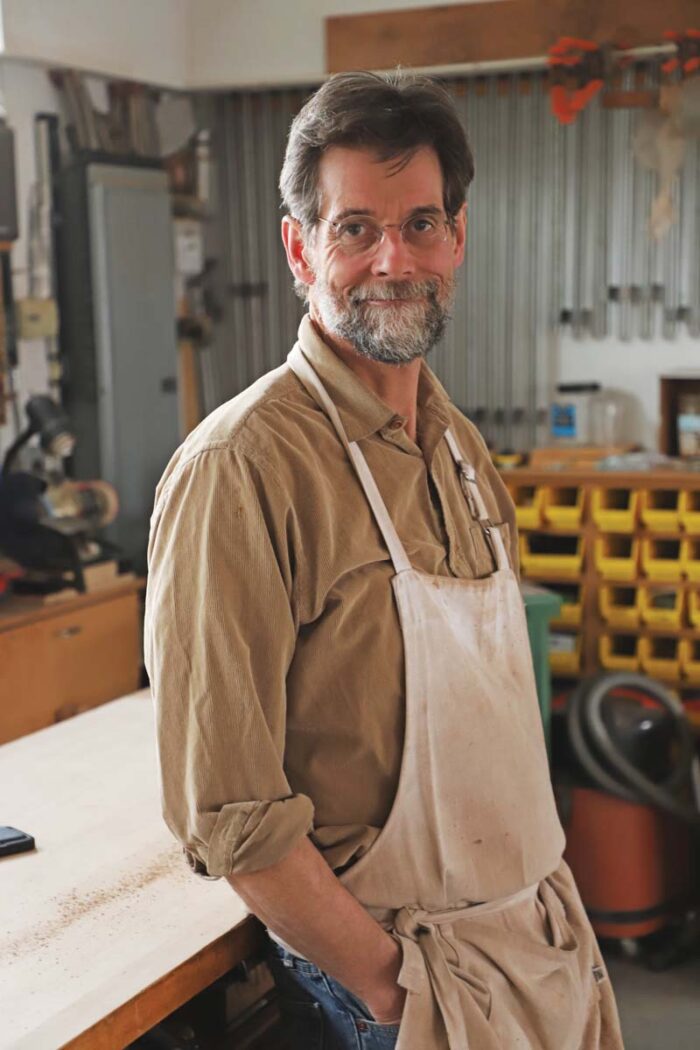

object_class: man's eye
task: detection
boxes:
[338,221,368,239]
[410,216,438,234]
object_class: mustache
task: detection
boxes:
[349,279,440,304]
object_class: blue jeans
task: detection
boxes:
[266,939,401,1049]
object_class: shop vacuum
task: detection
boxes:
[552,672,700,967]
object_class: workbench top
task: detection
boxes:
[0,692,253,1050]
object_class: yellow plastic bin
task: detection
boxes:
[641,537,683,582]
[507,484,544,530]
[639,489,682,532]
[549,631,582,675]
[549,582,583,626]
[688,589,700,629]
[681,537,700,581]
[639,635,681,681]
[599,633,640,673]
[520,533,584,579]
[680,639,700,683]
[679,490,700,535]
[542,487,584,530]
[595,535,639,581]
[591,487,639,533]
[599,585,641,628]
[639,586,683,628]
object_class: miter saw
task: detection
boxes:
[0,395,121,593]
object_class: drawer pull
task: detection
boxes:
[56,625,83,639]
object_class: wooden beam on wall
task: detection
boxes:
[326,1,700,74]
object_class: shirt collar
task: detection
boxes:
[292,314,452,446]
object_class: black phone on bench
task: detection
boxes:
[0,826,35,856]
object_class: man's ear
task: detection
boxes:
[281,216,316,287]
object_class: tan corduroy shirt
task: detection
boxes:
[144,315,519,879]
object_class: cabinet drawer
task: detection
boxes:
[42,594,141,721]
[0,622,51,743]
[0,592,141,743]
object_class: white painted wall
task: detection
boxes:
[0,0,188,86]
[558,333,700,450]
[0,0,503,88]
[186,0,495,88]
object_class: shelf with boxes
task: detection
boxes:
[502,468,700,688]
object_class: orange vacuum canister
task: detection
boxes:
[553,674,699,940]
[561,785,692,939]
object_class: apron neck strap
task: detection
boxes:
[443,428,510,572]
[288,344,412,575]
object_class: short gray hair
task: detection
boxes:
[279,70,474,229]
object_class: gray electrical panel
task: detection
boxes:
[56,162,180,573]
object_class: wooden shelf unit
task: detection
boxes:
[502,468,700,690]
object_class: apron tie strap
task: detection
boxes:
[392,885,539,1050]
[393,906,472,1049]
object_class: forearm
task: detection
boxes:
[227,835,404,1019]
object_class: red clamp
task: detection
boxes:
[548,37,606,125]
[662,29,700,76]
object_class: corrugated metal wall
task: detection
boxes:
[201,63,699,449]
[559,63,700,346]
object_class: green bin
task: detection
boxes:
[522,583,563,751]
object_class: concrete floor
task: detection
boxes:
[604,950,700,1049]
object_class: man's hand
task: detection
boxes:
[228,836,405,1023]
[364,956,407,1023]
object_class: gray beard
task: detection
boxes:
[312,278,453,364]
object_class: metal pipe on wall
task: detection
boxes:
[690,138,700,340]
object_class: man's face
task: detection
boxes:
[294,145,466,365]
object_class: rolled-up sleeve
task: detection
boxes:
[144,443,314,878]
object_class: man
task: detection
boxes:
[145,72,623,1049]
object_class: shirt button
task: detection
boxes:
[388,417,404,431]
[356,1021,369,1032]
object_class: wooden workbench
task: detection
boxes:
[0,691,264,1050]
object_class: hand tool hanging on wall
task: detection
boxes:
[20,114,64,401]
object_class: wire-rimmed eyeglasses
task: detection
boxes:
[316,212,452,256]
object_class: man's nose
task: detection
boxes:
[369,228,417,278]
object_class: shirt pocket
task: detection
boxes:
[466,521,511,578]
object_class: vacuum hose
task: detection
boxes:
[566,672,700,826]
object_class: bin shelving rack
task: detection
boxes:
[502,468,700,692]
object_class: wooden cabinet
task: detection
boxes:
[0,579,143,744]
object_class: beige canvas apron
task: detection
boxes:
[288,345,624,1050]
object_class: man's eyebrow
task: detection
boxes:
[328,204,443,223]
[405,205,443,217]
[329,208,377,222]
